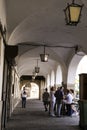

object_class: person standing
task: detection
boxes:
[21,87,27,108]
[49,86,56,117]
[42,88,50,112]
[55,86,64,117]
[66,89,73,116]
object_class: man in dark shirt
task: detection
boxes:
[55,86,64,117]
[42,88,50,111]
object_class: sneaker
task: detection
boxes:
[72,112,78,116]
[50,114,55,117]
[45,109,48,112]
[75,112,79,116]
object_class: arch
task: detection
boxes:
[75,55,87,92]
[46,74,50,91]
[67,52,85,89]
[30,82,39,99]
[56,65,62,86]
[76,55,87,75]
[50,70,55,86]
[21,82,39,99]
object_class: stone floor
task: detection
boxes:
[5,99,82,130]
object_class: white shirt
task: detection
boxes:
[50,91,56,103]
[66,93,73,104]
[21,90,27,98]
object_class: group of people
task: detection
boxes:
[21,86,79,117]
[42,86,79,117]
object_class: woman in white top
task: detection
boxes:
[49,87,56,116]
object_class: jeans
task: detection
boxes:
[56,103,62,116]
[22,97,26,108]
[66,104,72,116]
[50,101,55,116]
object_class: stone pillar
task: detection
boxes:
[79,74,87,129]
[0,101,2,130]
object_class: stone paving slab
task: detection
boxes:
[5,99,82,130]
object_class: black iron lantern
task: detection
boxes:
[64,0,83,25]
[40,46,49,62]
[35,66,40,73]
[34,59,40,73]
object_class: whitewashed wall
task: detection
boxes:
[0,0,7,129]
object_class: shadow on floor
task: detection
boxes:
[5,99,82,130]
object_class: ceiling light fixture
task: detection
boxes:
[32,75,36,80]
[32,71,37,80]
[40,45,49,62]
[64,0,83,25]
[35,59,40,73]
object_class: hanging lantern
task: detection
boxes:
[34,59,40,73]
[40,45,49,62]
[64,0,83,25]
[35,66,40,73]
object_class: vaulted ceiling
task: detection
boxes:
[5,0,87,77]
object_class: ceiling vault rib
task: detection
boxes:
[18,42,77,49]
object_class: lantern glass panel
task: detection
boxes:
[40,54,49,62]
[70,6,81,22]
[35,67,40,73]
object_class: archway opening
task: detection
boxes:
[51,70,55,86]
[56,65,62,87]
[67,52,86,98]
[75,55,87,98]
[21,82,39,99]
[30,82,39,99]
